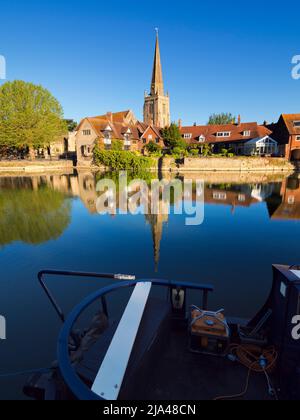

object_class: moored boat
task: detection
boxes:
[24,265,300,401]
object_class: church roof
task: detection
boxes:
[151,32,164,96]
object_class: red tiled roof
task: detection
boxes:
[180,123,272,144]
[281,114,300,136]
[78,116,162,142]
[94,110,132,123]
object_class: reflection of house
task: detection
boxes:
[271,114,300,161]
[267,177,300,220]
[180,119,278,156]
[204,186,260,208]
[76,111,164,166]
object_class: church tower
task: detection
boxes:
[144,31,170,128]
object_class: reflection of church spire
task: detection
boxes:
[146,212,168,272]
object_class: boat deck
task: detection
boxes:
[141,323,274,401]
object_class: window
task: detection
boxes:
[296,136,300,142]
[183,133,192,140]
[238,194,246,202]
[293,121,300,127]
[143,139,147,144]
[288,196,295,205]
[216,132,231,138]
[148,134,153,140]
[83,130,91,136]
[156,139,160,144]
[243,131,251,137]
[213,192,227,200]
[198,135,205,143]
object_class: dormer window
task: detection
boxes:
[293,121,300,127]
[183,133,192,140]
[198,135,205,143]
[83,130,91,136]
[216,132,231,138]
[243,131,251,137]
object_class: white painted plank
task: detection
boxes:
[92,282,152,400]
[291,270,300,280]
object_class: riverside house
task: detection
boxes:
[76,110,164,166]
[180,118,278,157]
[271,114,300,161]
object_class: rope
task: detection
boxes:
[214,345,278,400]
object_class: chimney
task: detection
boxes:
[178,119,182,129]
[237,115,241,125]
[107,112,113,123]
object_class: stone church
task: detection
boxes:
[143,32,171,128]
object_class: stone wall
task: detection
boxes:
[0,160,74,173]
[178,157,295,173]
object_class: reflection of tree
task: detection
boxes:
[0,187,71,246]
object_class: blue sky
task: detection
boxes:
[0,0,299,125]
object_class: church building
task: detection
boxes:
[143,32,171,128]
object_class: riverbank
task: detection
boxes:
[0,156,296,174]
[163,157,296,173]
[0,160,74,174]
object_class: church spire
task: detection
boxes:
[151,30,164,96]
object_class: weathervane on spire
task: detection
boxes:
[155,27,159,35]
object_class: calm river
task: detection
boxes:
[0,170,300,399]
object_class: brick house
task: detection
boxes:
[76,111,164,165]
[180,119,277,156]
[271,114,300,161]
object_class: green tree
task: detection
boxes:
[162,123,187,150]
[201,144,213,157]
[208,113,236,125]
[111,139,124,151]
[0,81,67,159]
[145,141,162,155]
[65,119,78,132]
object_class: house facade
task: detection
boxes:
[180,120,278,156]
[271,114,300,161]
[76,111,164,165]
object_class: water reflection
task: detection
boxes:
[0,171,299,265]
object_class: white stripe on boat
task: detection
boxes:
[91,282,152,400]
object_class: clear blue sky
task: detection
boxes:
[0,0,299,125]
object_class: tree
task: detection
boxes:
[145,141,162,155]
[208,113,236,125]
[65,119,78,132]
[162,123,187,150]
[0,81,67,159]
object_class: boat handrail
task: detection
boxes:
[38,270,136,323]
[56,277,214,400]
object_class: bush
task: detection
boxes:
[189,149,199,157]
[93,146,153,171]
[111,139,124,151]
[145,141,162,155]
